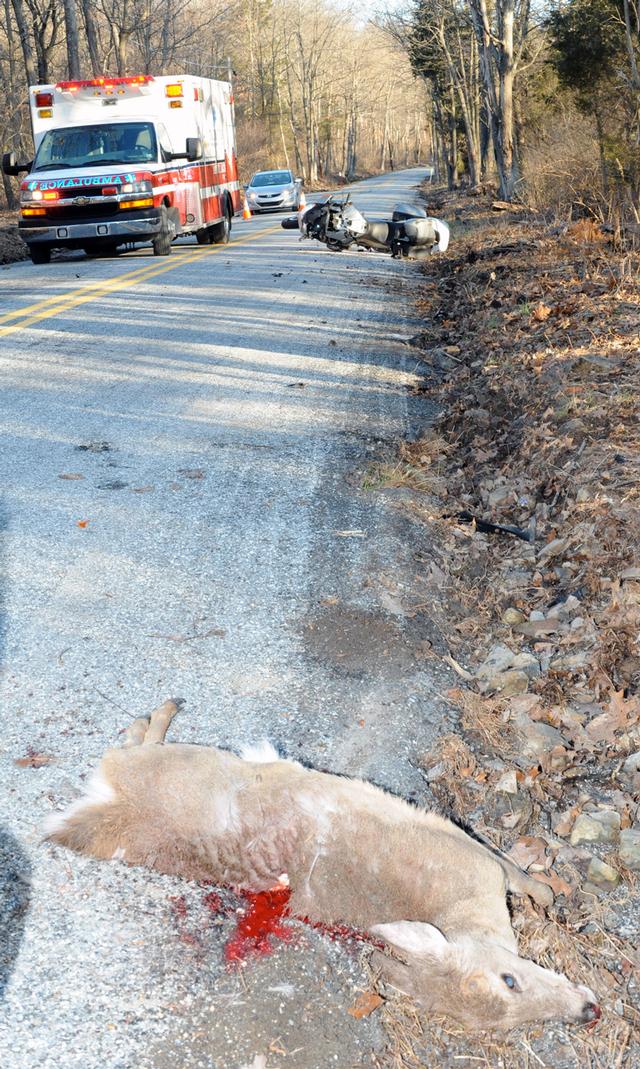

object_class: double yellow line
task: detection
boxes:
[0,225,280,339]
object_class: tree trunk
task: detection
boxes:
[81,0,102,75]
[11,0,37,85]
[62,0,81,78]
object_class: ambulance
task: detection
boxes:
[2,74,241,264]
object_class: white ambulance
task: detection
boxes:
[2,74,241,264]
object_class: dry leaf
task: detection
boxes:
[76,520,89,528]
[58,473,84,481]
[15,752,54,768]
[507,836,548,871]
[586,690,640,743]
[554,806,580,837]
[530,871,574,898]
[347,991,384,1019]
[532,302,552,322]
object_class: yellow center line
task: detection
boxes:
[0,225,281,338]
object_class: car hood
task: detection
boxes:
[249,182,294,194]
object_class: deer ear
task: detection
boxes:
[371,921,449,960]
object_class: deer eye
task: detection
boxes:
[502,973,521,992]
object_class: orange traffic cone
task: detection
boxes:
[298,189,306,212]
[242,197,252,220]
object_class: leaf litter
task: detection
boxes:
[375,187,640,1067]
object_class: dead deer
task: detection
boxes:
[44,699,600,1031]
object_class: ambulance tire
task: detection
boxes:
[196,227,213,245]
[29,245,51,265]
[152,207,173,256]
[211,202,232,245]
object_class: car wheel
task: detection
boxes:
[211,203,231,245]
[152,206,173,256]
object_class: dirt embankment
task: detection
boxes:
[376,189,640,1067]
[0,210,27,264]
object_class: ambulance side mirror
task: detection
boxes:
[3,152,31,176]
[186,138,202,162]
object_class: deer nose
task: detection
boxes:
[581,1001,601,1025]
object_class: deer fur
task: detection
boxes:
[44,700,600,1031]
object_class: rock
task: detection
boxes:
[502,607,526,626]
[619,829,640,871]
[623,751,640,774]
[514,714,566,758]
[538,537,569,562]
[476,645,539,694]
[491,791,533,830]
[570,811,621,846]
[496,670,531,696]
[586,857,620,890]
[563,418,588,440]
[477,644,516,676]
[487,486,511,508]
[495,770,518,794]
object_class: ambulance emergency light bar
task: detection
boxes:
[55,75,154,90]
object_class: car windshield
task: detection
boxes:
[249,170,292,187]
[33,122,158,170]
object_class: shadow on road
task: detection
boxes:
[0,830,31,998]
[0,501,31,999]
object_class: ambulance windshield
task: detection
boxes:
[34,122,158,171]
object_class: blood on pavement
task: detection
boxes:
[223,886,293,964]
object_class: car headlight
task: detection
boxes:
[248,190,258,199]
[121,180,153,194]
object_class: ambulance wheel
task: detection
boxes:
[152,207,173,256]
[211,205,231,245]
[196,227,213,245]
[29,245,51,265]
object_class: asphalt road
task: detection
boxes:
[0,168,453,1069]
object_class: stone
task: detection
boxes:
[514,714,566,758]
[495,670,530,696]
[495,770,518,794]
[622,751,640,774]
[476,644,516,676]
[570,811,621,846]
[619,829,640,872]
[487,486,511,508]
[586,857,620,890]
[475,645,539,694]
[502,607,526,626]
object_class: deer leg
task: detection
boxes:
[123,718,150,747]
[143,699,180,745]
[501,861,554,909]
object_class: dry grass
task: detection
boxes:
[371,185,640,1068]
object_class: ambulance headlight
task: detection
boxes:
[121,180,153,194]
[20,190,34,203]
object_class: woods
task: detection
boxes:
[0,0,430,210]
[3,0,640,228]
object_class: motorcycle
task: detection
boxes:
[281,194,449,260]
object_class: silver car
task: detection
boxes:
[245,169,303,213]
